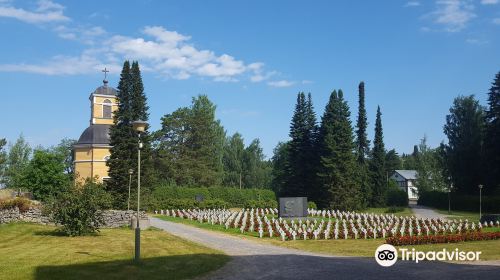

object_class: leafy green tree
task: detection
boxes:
[484,71,500,193]
[385,149,402,175]
[355,82,371,207]
[155,95,225,187]
[369,106,386,206]
[271,141,290,195]
[52,138,76,176]
[317,90,360,210]
[414,136,447,193]
[242,139,272,189]
[223,133,245,188]
[49,180,111,236]
[3,135,31,189]
[20,149,69,201]
[0,138,6,185]
[108,61,152,207]
[443,95,485,195]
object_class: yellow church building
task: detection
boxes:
[73,77,118,183]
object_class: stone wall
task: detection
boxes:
[0,207,148,228]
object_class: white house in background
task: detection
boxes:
[390,170,418,200]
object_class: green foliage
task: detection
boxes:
[51,138,76,177]
[418,190,500,213]
[108,61,153,208]
[2,135,31,188]
[386,182,408,207]
[0,138,6,182]
[0,197,32,212]
[414,136,447,193]
[317,90,360,210]
[308,201,318,209]
[443,95,485,195]
[369,106,386,207]
[271,141,289,196]
[283,92,318,199]
[385,149,402,174]
[20,149,69,201]
[484,71,500,194]
[49,181,112,236]
[154,95,225,187]
[355,82,371,208]
[385,206,405,213]
[147,185,276,210]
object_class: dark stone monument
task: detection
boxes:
[195,195,204,202]
[279,197,308,218]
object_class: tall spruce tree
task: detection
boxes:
[484,71,500,193]
[284,92,317,197]
[355,82,371,207]
[107,61,152,207]
[369,106,386,206]
[317,90,360,210]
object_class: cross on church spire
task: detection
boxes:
[102,67,109,85]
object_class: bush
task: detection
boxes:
[147,185,276,210]
[199,199,228,209]
[418,191,500,213]
[308,201,318,209]
[48,181,111,236]
[386,232,500,246]
[386,186,408,207]
[0,197,32,212]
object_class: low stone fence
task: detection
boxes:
[0,207,148,228]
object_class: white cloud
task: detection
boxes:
[0,0,69,24]
[425,0,476,32]
[267,80,295,88]
[481,0,498,4]
[465,38,488,44]
[405,1,421,7]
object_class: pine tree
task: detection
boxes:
[369,106,386,207]
[317,90,360,210]
[355,82,371,207]
[484,71,500,193]
[107,61,152,207]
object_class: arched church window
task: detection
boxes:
[103,99,112,119]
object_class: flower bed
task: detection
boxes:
[386,232,500,246]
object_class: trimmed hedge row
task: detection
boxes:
[146,186,277,210]
[418,191,500,213]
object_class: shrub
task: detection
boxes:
[418,191,500,213]
[386,186,408,207]
[199,199,228,209]
[308,201,318,209]
[148,185,276,210]
[0,197,32,212]
[48,181,111,236]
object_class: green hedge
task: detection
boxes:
[418,191,500,213]
[386,188,408,207]
[146,186,277,210]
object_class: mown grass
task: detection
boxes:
[157,215,500,261]
[364,207,414,216]
[434,209,481,222]
[0,223,229,280]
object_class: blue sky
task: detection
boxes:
[0,0,499,158]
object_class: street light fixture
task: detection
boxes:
[448,177,453,215]
[127,169,133,211]
[131,120,147,263]
[478,184,483,221]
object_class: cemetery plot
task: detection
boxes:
[155,208,500,243]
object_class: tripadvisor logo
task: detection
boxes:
[374,244,482,267]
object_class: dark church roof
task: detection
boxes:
[76,124,111,145]
[92,81,117,96]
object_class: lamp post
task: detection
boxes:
[448,177,452,215]
[478,184,483,221]
[132,120,147,263]
[127,169,133,211]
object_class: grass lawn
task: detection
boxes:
[364,207,413,216]
[157,215,500,261]
[0,223,229,280]
[434,209,481,222]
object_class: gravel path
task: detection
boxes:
[409,201,449,220]
[150,217,500,280]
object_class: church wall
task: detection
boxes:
[74,146,111,184]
